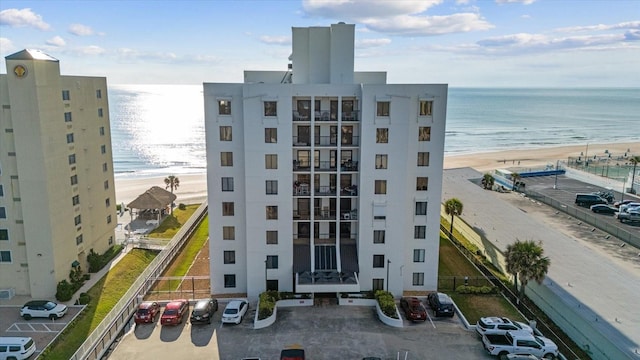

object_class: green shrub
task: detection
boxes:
[87,245,123,273]
[178,203,187,210]
[374,290,398,319]
[456,285,498,294]
[56,280,73,302]
[78,292,91,305]
[257,291,280,320]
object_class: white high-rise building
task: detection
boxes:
[0,49,117,299]
[204,24,447,299]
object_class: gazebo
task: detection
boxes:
[127,186,177,227]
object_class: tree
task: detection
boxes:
[444,198,463,242]
[630,156,640,195]
[164,175,180,213]
[481,173,495,190]
[510,172,521,191]
[505,240,550,301]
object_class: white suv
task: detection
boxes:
[476,316,533,337]
[20,300,68,320]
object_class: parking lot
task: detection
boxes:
[108,301,494,360]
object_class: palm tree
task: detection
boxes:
[164,175,180,213]
[630,156,640,195]
[505,240,550,301]
[444,198,463,242]
[481,173,495,190]
[510,172,521,191]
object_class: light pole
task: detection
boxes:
[386,259,391,292]
[621,177,627,202]
[554,160,560,189]
[264,258,268,292]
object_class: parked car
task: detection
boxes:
[20,300,68,320]
[426,292,455,317]
[221,299,249,324]
[190,298,218,324]
[134,301,160,324]
[280,348,305,360]
[482,330,558,359]
[160,299,189,326]
[476,317,533,337]
[574,193,607,207]
[0,336,36,360]
[619,202,640,213]
[589,204,618,214]
[506,354,541,360]
[613,199,634,208]
[616,210,640,223]
[399,297,427,322]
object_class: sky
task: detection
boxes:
[1,0,639,87]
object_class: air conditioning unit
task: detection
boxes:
[0,288,15,300]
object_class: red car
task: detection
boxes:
[134,301,160,324]
[400,297,427,322]
[160,299,189,326]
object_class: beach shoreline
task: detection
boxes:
[114,141,639,206]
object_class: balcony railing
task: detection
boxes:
[315,161,337,172]
[341,136,360,146]
[293,111,310,122]
[340,185,358,196]
[315,186,337,196]
[340,209,358,220]
[293,183,310,196]
[314,209,337,220]
[342,110,360,121]
[314,111,334,121]
[293,160,311,171]
[340,161,359,172]
[293,136,311,146]
[293,210,311,220]
[315,136,338,146]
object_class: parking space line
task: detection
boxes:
[5,322,65,333]
[426,311,436,329]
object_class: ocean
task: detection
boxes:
[108,85,640,179]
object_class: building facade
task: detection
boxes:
[205,24,447,299]
[0,49,117,299]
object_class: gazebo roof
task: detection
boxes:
[127,186,177,209]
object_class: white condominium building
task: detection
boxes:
[204,23,447,299]
[0,49,117,299]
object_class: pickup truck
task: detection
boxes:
[482,330,558,359]
[616,211,640,223]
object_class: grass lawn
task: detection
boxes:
[147,204,199,239]
[41,249,157,360]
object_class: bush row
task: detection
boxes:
[87,245,123,273]
[374,290,398,319]
[456,285,498,294]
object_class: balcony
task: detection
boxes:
[341,136,360,146]
[292,110,310,122]
[340,161,359,172]
[342,110,360,121]
[293,160,311,171]
[293,182,310,196]
[314,208,337,220]
[340,185,358,196]
[314,110,335,121]
[293,136,311,146]
[340,209,358,220]
[315,136,338,147]
[293,210,311,220]
[315,161,337,172]
[315,186,337,196]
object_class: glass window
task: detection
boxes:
[99,127,105,136]
[266,180,278,195]
[418,152,430,166]
[76,234,83,245]
[413,272,425,286]
[0,185,2,197]
[98,108,104,117]
[222,202,234,216]
[104,180,109,190]
[417,177,428,191]
[419,100,433,116]
[223,226,235,240]
[373,254,385,268]
[72,195,80,206]
[64,112,72,122]
[414,249,425,262]
[0,229,9,240]
[74,215,82,225]
[374,180,387,194]
[103,163,108,172]
[0,251,11,263]
[264,101,277,117]
[265,154,277,169]
[415,202,427,215]
[222,177,234,192]
[224,251,235,264]
[266,206,278,220]
[105,198,110,207]
[96,89,102,99]
[266,255,278,269]
[415,226,426,239]
[219,126,232,141]
[376,128,388,143]
[218,100,231,115]
[68,154,76,165]
[221,152,233,166]
[62,90,70,101]
[107,215,112,224]
[101,145,107,154]
[265,128,277,143]
[376,101,390,116]
[372,278,384,291]
[375,154,388,169]
[224,274,236,288]
[373,230,385,244]
[419,127,431,141]
[266,231,278,244]
[71,175,78,185]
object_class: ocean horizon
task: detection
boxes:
[108,85,640,179]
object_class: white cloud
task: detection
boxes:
[46,36,66,47]
[69,23,94,36]
[495,0,536,5]
[0,8,50,30]
[115,48,179,63]
[364,13,493,35]
[75,45,106,55]
[303,0,442,19]
[356,38,391,48]
[0,37,15,54]
[259,35,290,45]
[555,21,640,34]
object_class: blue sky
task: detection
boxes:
[1,0,639,87]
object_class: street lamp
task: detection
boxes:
[554,160,560,189]
[386,259,391,292]
[264,258,268,292]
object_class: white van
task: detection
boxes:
[0,337,36,360]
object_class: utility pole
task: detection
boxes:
[386,259,391,292]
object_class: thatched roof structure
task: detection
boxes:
[127,186,177,210]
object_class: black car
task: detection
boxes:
[590,204,617,214]
[190,299,218,324]
[427,292,455,317]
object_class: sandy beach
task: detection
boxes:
[114,141,639,206]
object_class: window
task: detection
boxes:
[266,180,278,195]
[414,249,425,262]
[266,255,278,269]
[221,152,233,166]
[417,177,428,191]
[374,180,387,194]
[221,177,234,192]
[373,203,386,220]
[373,230,385,244]
[68,154,76,165]
[0,207,5,219]
[376,101,390,116]
[376,128,388,143]
[222,202,234,216]
[98,108,104,117]
[62,90,70,101]
[413,272,425,286]
[375,154,388,169]
[265,128,277,143]
[223,226,235,240]
[70,175,78,185]
[373,254,385,268]
[419,100,433,116]
[372,278,384,291]
[101,145,107,154]
[418,127,431,141]
[74,215,82,226]
[99,127,105,136]
[0,229,8,241]
[417,152,430,166]
[415,202,427,215]
[0,251,11,263]
[267,280,279,291]
[107,215,112,224]
[0,185,3,197]
[266,206,278,220]
[102,163,108,172]
[264,101,277,116]
[64,112,72,122]
[105,198,111,207]
[72,195,80,206]
[414,226,426,239]
[265,154,277,169]
[266,231,278,244]
[96,89,102,99]
[104,180,109,190]
[76,234,83,245]
[224,251,236,264]
[218,100,231,115]
[219,126,232,141]
[224,274,236,288]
